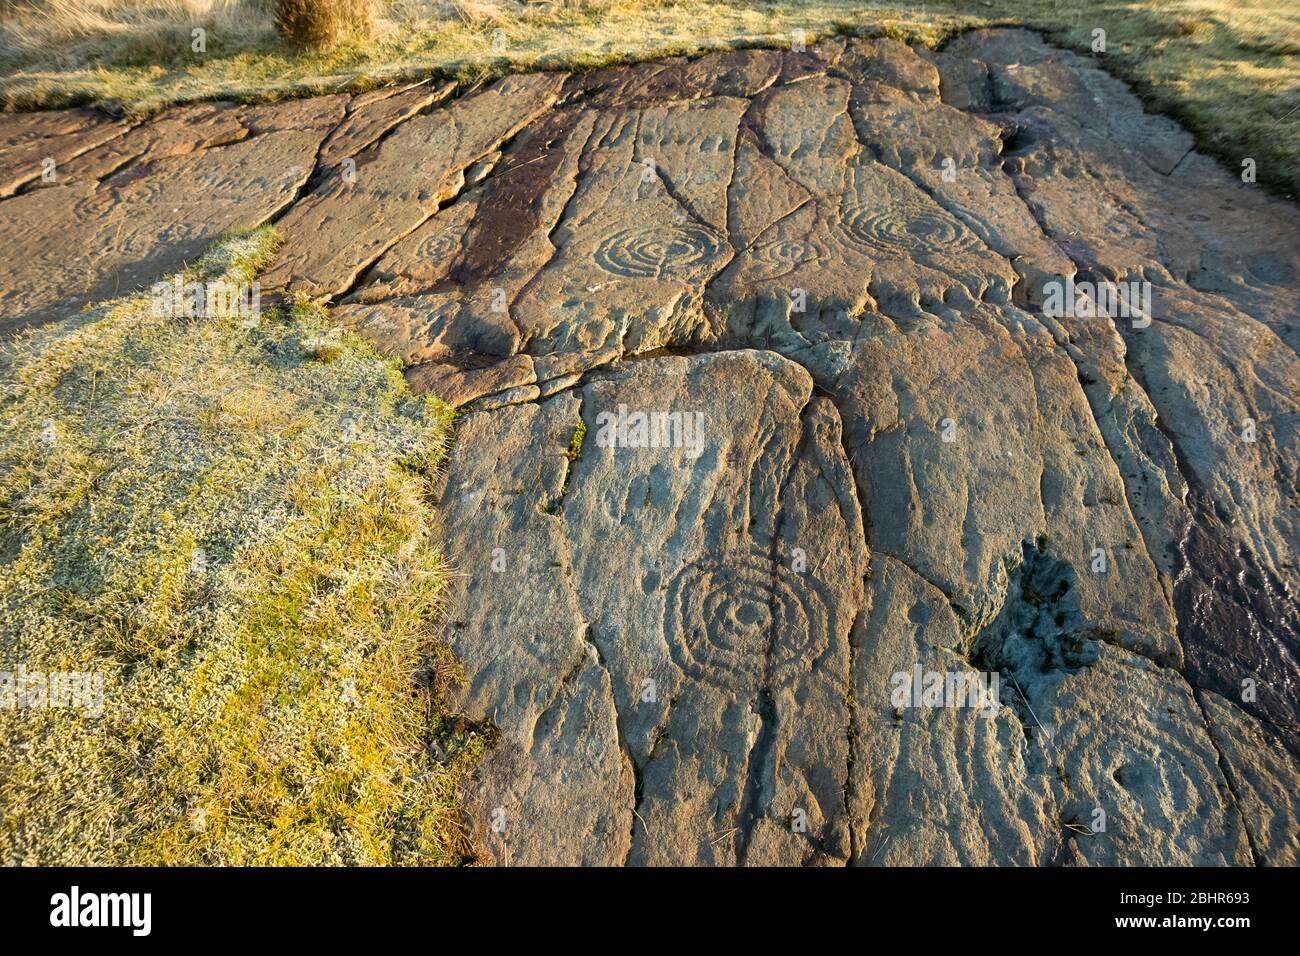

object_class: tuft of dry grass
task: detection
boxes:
[0,227,476,865]
[275,0,375,46]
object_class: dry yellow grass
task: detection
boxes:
[2,0,276,68]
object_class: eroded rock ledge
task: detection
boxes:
[3,29,1295,866]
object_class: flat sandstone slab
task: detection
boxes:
[415,33,1298,866]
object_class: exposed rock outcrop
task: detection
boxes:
[2,29,1294,866]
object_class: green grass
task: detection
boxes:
[2,2,1297,195]
[566,419,587,462]
[0,228,480,865]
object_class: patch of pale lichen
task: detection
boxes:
[0,227,475,865]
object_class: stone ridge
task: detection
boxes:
[1,29,1295,866]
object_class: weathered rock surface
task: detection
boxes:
[262,73,566,298]
[3,29,1296,866]
[0,108,130,198]
[0,97,347,333]
[415,34,1298,866]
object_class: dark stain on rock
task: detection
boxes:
[447,109,581,288]
[1174,488,1300,736]
[968,541,1102,730]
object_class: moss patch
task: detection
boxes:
[566,419,587,462]
[0,227,475,865]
